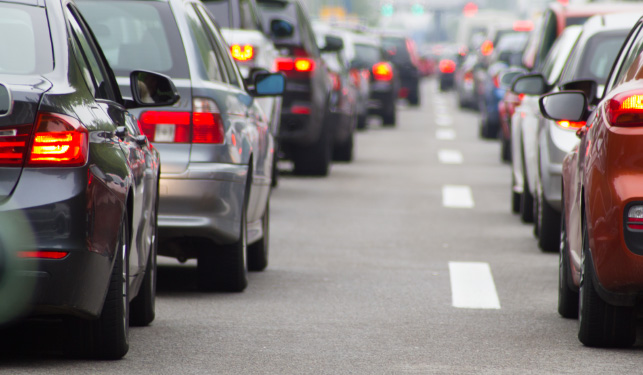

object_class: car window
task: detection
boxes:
[295,4,318,57]
[66,6,118,102]
[195,3,244,88]
[0,3,52,75]
[204,0,231,28]
[77,1,190,79]
[536,11,558,70]
[353,44,382,67]
[257,0,300,45]
[612,25,643,89]
[239,0,256,30]
[185,4,227,83]
[569,31,628,85]
[539,26,581,85]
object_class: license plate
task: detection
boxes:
[155,124,175,142]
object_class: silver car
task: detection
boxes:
[79,0,284,291]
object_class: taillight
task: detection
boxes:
[607,92,643,127]
[27,112,88,167]
[481,40,493,56]
[17,250,68,259]
[329,72,341,91]
[464,71,474,82]
[439,59,456,74]
[230,44,255,62]
[627,206,643,230]
[139,98,224,144]
[0,125,31,167]
[556,120,586,130]
[275,57,315,76]
[372,62,393,81]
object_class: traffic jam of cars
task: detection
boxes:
[2,0,643,366]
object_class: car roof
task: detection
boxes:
[582,12,642,34]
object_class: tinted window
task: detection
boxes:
[203,0,231,28]
[381,37,411,63]
[185,4,226,83]
[257,0,299,44]
[566,17,590,27]
[0,3,52,75]
[353,44,382,66]
[573,32,627,84]
[613,26,643,87]
[539,26,581,85]
[77,1,190,78]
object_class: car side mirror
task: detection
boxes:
[321,35,343,52]
[539,91,588,123]
[512,73,548,95]
[248,72,285,97]
[128,70,180,108]
[499,71,524,90]
[270,19,294,38]
[560,79,598,105]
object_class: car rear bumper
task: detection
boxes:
[157,162,247,247]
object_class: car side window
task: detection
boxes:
[66,6,118,102]
[239,0,254,30]
[195,4,243,88]
[185,5,228,83]
[296,5,319,58]
[610,24,643,91]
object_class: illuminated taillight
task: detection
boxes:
[513,20,534,32]
[139,98,224,144]
[556,120,586,130]
[439,59,456,74]
[480,40,493,56]
[329,72,341,91]
[274,57,315,76]
[0,125,31,167]
[230,44,255,62]
[372,62,393,81]
[17,251,68,259]
[27,113,88,167]
[291,105,311,115]
[607,92,643,126]
[627,206,643,230]
[294,58,314,72]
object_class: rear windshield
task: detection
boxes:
[0,3,53,75]
[203,0,230,28]
[496,32,529,53]
[77,1,190,78]
[353,44,381,67]
[381,37,411,63]
[573,31,628,84]
[257,0,298,43]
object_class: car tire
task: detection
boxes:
[520,157,534,223]
[356,113,367,130]
[558,197,578,319]
[578,223,636,347]
[64,218,130,359]
[501,136,511,162]
[333,131,354,162]
[408,86,420,106]
[130,194,158,326]
[511,174,520,214]
[293,125,331,176]
[197,201,248,292]
[247,201,269,272]
[271,142,279,188]
[382,104,396,127]
[538,192,560,253]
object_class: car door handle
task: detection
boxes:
[115,126,128,139]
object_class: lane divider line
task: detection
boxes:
[442,185,474,208]
[435,116,453,127]
[436,129,456,140]
[449,262,501,309]
[438,150,463,165]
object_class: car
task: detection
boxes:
[513,13,637,252]
[256,0,341,176]
[312,24,360,161]
[380,33,421,106]
[78,0,285,292]
[202,0,283,186]
[348,32,399,127]
[435,45,464,92]
[0,0,179,358]
[541,14,643,347]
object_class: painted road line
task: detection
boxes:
[449,262,501,309]
[438,150,463,164]
[435,116,453,127]
[436,129,456,140]
[442,185,474,208]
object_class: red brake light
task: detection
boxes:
[481,40,493,56]
[439,59,456,74]
[231,44,255,62]
[513,20,533,32]
[556,120,586,130]
[275,57,295,72]
[372,62,393,81]
[294,58,314,72]
[274,57,315,75]
[0,125,31,167]
[607,93,643,127]
[192,98,224,144]
[17,251,69,259]
[28,113,88,167]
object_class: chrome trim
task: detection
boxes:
[0,83,13,118]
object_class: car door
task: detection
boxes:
[66,4,150,282]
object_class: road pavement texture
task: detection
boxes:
[2,79,642,374]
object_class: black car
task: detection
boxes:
[0,0,179,359]
[257,0,341,176]
[380,34,421,106]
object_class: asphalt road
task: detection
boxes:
[2,79,643,374]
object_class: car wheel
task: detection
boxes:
[511,174,520,214]
[520,157,534,223]
[333,131,354,162]
[558,199,578,319]
[293,124,331,176]
[382,104,396,127]
[197,201,248,292]
[130,194,158,326]
[356,113,367,130]
[578,222,636,347]
[271,142,279,188]
[65,217,130,359]
[247,201,269,272]
[408,86,420,106]
[501,136,511,162]
[538,192,561,253]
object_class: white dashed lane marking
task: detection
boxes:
[436,129,456,140]
[438,150,463,164]
[442,185,474,208]
[449,262,501,309]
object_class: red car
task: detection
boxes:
[540,15,643,347]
